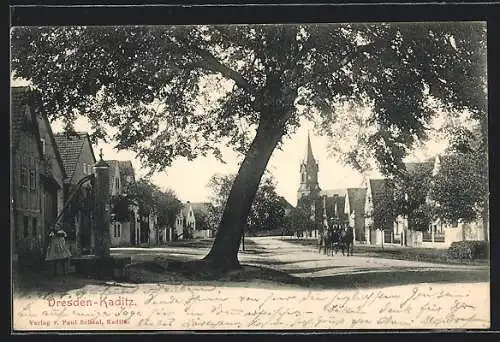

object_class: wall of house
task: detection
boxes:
[71,139,96,184]
[186,207,196,231]
[193,229,213,239]
[175,215,183,237]
[369,229,382,245]
[407,230,423,247]
[111,165,122,196]
[37,115,66,253]
[63,138,96,256]
[354,215,365,242]
[110,221,130,247]
[13,131,43,261]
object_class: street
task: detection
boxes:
[13,236,490,330]
[111,236,489,288]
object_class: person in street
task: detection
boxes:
[45,224,72,275]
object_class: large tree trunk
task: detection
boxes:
[203,119,285,270]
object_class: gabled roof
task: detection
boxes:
[54,132,93,180]
[189,202,210,214]
[278,196,295,211]
[105,160,121,192]
[119,160,135,181]
[323,194,346,218]
[39,115,68,180]
[179,202,192,218]
[346,188,367,214]
[369,179,393,205]
[320,188,346,197]
[11,87,43,153]
[189,202,212,221]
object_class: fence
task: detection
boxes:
[422,232,445,243]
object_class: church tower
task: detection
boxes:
[297,131,321,208]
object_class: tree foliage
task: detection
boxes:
[126,178,182,227]
[392,163,434,231]
[207,172,287,232]
[284,207,311,235]
[10,23,486,175]
[430,152,487,224]
[11,23,487,268]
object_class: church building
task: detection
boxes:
[296,132,349,232]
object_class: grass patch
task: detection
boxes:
[286,239,489,265]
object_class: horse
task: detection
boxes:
[330,226,343,255]
[318,229,331,255]
[338,226,354,256]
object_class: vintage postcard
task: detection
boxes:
[10,19,489,331]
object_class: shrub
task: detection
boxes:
[447,240,489,260]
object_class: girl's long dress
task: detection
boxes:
[45,236,72,261]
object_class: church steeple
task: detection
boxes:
[303,130,317,167]
[297,130,321,206]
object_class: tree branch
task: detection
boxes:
[339,41,379,68]
[191,46,255,94]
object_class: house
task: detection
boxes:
[53,132,96,255]
[320,189,347,225]
[364,179,395,245]
[175,202,196,239]
[344,188,367,243]
[106,160,127,246]
[118,160,140,246]
[278,196,295,217]
[105,160,143,247]
[175,201,214,239]
[11,87,66,265]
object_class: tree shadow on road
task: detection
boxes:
[12,261,489,297]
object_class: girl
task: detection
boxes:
[45,225,72,275]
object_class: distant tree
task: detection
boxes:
[193,206,212,231]
[126,178,159,218]
[439,113,489,239]
[154,188,183,228]
[11,23,486,269]
[430,152,487,225]
[393,164,434,231]
[126,178,182,228]
[208,173,286,234]
[285,207,310,235]
[368,180,398,233]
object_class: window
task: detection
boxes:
[20,164,28,188]
[32,217,37,236]
[29,169,36,191]
[23,216,29,238]
[113,223,117,238]
[40,138,46,155]
[115,178,120,191]
[117,224,121,237]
